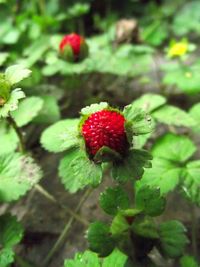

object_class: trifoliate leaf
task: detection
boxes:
[189,102,200,133]
[0,153,42,202]
[87,221,115,257]
[152,105,196,127]
[112,149,152,183]
[5,65,31,85]
[64,250,100,267]
[0,88,25,118]
[159,220,188,258]
[81,102,109,115]
[102,248,128,267]
[33,95,60,124]
[59,149,102,193]
[182,160,200,206]
[0,121,18,155]
[11,96,43,127]
[0,214,23,267]
[141,158,181,195]
[129,94,166,113]
[152,133,196,163]
[99,186,130,216]
[40,119,79,153]
[135,185,166,216]
[180,255,199,267]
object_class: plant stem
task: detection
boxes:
[35,184,89,226]
[7,115,25,153]
[42,188,93,267]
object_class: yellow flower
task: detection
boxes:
[168,40,188,58]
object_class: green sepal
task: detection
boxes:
[131,216,159,239]
[61,44,75,62]
[79,40,89,61]
[94,146,122,163]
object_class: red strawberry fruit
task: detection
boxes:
[81,109,129,158]
[59,33,88,62]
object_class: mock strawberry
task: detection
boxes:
[81,109,129,157]
[59,33,88,62]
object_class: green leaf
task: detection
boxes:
[142,21,168,46]
[110,213,130,236]
[0,214,23,267]
[64,250,100,267]
[5,65,31,85]
[40,119,79,153]
[33,95,60,124]
[141,158,181,195]
[102,248,128,267]
[182,160,200,206]
[159,220,188,258]
[59,149,102,193]
[11,96,44,127]
[129,93,166,113]
[124,107,153,136]
[152,105,196,127]
[64,249,128,267]
[0,153,42,202]
[180,255,199,267]
[99,186,130,216]
[81,102,108,115]
[0,52,9,67]
[87,221,115,257]
[132,217,159,239]
[135,185,166,216]
[152,133,196,163]
[0,121,18,155]
[112,149,152,183]
[189,102,200,133]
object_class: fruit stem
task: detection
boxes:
[41,188,93,267]
[7,115,26,153]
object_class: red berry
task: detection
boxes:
[81,110,128,157]
[59,33,85,59]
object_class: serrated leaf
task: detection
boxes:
[0,153,42,202]
[112,149,152,183]
[182,160,200,206]
[152,133,196,163]
[180,255,199,267]
[110,213,129,236]
[64,250,100,267]
[0,121,18,155]
[135,185,166,216]
[81,102,109,115]
[11,96,43,127]
[41,119,79,153]
[152,105,196,127]
[33,95,60,124]
[141,158,181,195]
[132,217,159,239]
[0,88,25,118]
[59,149,102,193]
[189,102,200,133]
[5,65,31,85]
[124,107,153,136]
[0,214,23,267]
[87,221,115,257]
[102,248,128,267]
[99,186,130,216]
[159,220,188,258]
[130,94,166,113]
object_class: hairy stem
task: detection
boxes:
[42,188,93,267]
[7,115,25,153]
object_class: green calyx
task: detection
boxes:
[0,74,11,106]
[79,41,89,61]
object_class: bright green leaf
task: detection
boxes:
[5,65,31,85]
[180,255,199,267]
[0,121,18,155]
